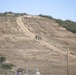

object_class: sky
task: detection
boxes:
[0,0,76,21]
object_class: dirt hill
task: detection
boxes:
[0,13,76,75]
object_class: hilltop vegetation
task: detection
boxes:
[0,11,27,16]
[39,14,76,33]
[56,19,76,33]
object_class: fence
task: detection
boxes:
[0,68,41,75]
[14,68,41,75]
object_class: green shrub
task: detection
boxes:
[56,19,76,33]
[39,14,53,19]
[1,63,14,69]
[39,14,76,33]
[0,56,6,63]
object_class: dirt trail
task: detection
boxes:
[38,40,76,58]
[16,16,76,58]
[16,16,35,38]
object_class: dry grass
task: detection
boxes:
[0,15,76,75]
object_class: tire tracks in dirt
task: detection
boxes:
[16,16,76,58]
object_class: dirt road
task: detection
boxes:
[16,16,76,58]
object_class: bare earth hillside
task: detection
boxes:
[0,14,76,75]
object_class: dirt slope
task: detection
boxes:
[0,15,76,75]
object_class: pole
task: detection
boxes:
[36,68,38,75]
[15,68,18,75]
[36,68,40,75]
[67,47,69,75]
[26,67,28,75]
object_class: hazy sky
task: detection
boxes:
[0,0,76,21]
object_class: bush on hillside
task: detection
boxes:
[39,14,76,33]
[56,19,76,33]
[39,14,53,19]
[0,56,6,63]
[1,63,14,69]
